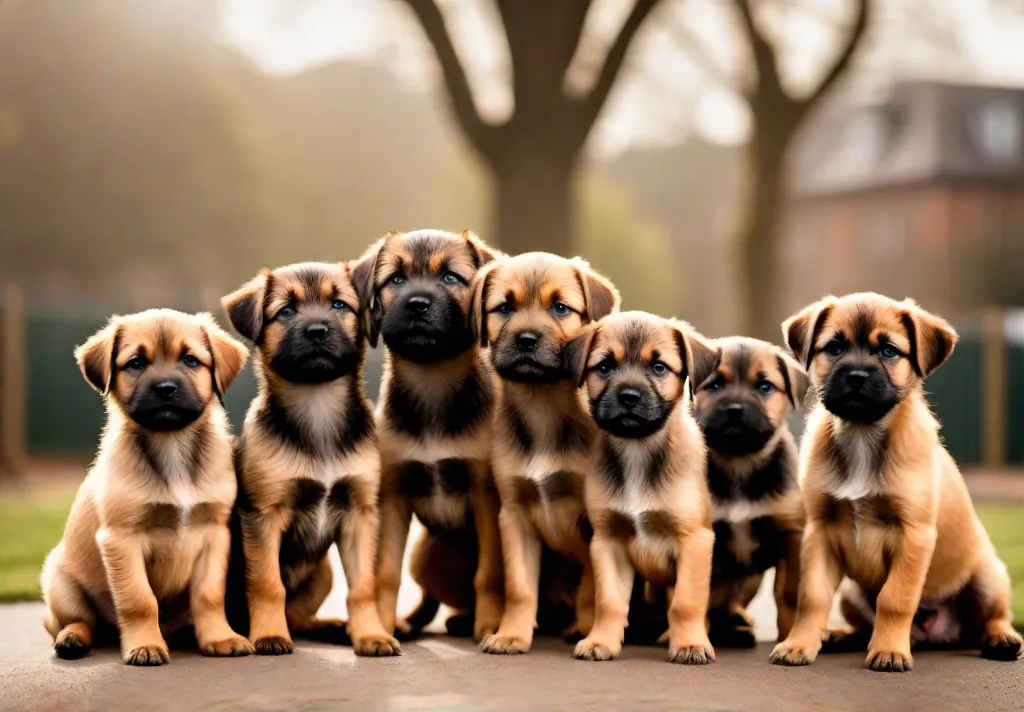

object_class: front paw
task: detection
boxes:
[473,600,503,641]
[574,636,620,661]
[668,642,716,665]
[981,630,1023,661]
[865,647,913,673]
[769,637,820,666]
[352,632,401,657]
[54,631,91,660]
[124,644,170,666]
[200,634,254,657]
[561,625,585,645]
[480,632,531,655]
[252,635,294,655]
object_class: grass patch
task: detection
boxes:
[0,485,75,602]
[976,503,1024,624]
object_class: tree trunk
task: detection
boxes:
[491,145,575,256]
[735,131,791,342]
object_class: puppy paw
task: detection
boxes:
[393,618,423,642]
[53,631,91,660]
[668,643,716,665]
[769,639,819,666]
[252,635,294,656]
[352,632,401,657]
[865,647,913,673]
[445,613,474,638]
[124,644,170,666]
[561,626,586,645]
[200,634,254,657]
[981,630,1023,661]
[480,633,531,655]
[574,637,619,662]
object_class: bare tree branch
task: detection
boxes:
[577,0,662,128]
[732,0,782,96]
[399,0,498,154]
[800,0,870,109]
[662,5,737,88]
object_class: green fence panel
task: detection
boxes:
[927,337,983,467]
[1007,342,1024,464]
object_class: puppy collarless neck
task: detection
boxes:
[707,437,794,504]
[502,381,592,455]
[598,431,671,496]
[118,410,216,486]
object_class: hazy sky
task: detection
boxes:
[219,0,1024,156]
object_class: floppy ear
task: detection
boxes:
[782,296,837,368]
[199,314,249,400]
[350,238,385,347]
[75,318,121,395]
[899,300,958,379]
[573,259,620,322]
[469,261,499,347]
[672,321,720,391]
[776,350,809,408]
[564,324,599,387]
[460,229,505,267]
[222,270,271,343]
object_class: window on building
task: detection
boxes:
[974,100,1022,162]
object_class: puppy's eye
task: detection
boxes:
[823,341,845,357]
[495,304,514,316]
[756,380,774,394]
[125,357,145,372]
[551,303,571,317]
[277,306,296,319]
[706,377,725,391]
[182,354,201,368]
[331,299,347,311]
[879,345,899,360]
[389,274,405,286]
[597,361,615,377]
[440,271,461,286]
[650,361,668,376]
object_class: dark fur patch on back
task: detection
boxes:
[707,443,793,504]
[383,364,493,439]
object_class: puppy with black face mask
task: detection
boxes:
[42,310,250,665]
[221,261,399,657]
[567,311,721,664]
[692,337,807,648]
[356,229,505,641]
[471,252,620,655]
[771,292,1022,672]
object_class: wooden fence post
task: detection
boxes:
[0,282,27,480]
[981,306,1007,469]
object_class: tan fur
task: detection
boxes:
[569,311,722,664]
[356,229,507,640]
[474,253,620,655]
[221,261,399,657]
[771,292,1022,672]
[42,310,250,665]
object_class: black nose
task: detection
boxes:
[153,381,178,400]
[516,331,540,350]
[306,323,329,342]
[845,369,870,389]
[725,403,745,420]
[618,388,642,409]
[406,295,432,313]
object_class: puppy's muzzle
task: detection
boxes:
[593,382,670,439]
[130,377,205,432]
[822,363,900,423]
[699,399,776,456]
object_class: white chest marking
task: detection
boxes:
[831,431,883,501]
[712,499,776,523]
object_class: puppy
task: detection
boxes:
[472,252,620,655]
[692,337,807,648]
[356,229,505,640]
[221,261,399,657]
[567,311,721,664]
[770,292,1022,672]
[42,309,250,665]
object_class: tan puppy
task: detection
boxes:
[692,337,807,647]
[568,311,721,664]
[355,229,505,640]
[221,261,399,657]
[771,292,1022,672]
[42,309,250,665]
[472,252,620,655]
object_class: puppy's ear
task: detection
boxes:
[564,323,599,387]
[469,261,499,347]
[199,314,249,399]
[900,300,958,379]
[573,259,620,322]
[350,238,385,347]
[776,350,809,408]
[461,229,505,267]
[782,296,837,368]
[222,269,271,343]
[672,321,720,392]
[75,318,122,395]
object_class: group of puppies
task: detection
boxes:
[41,228,1022,674]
